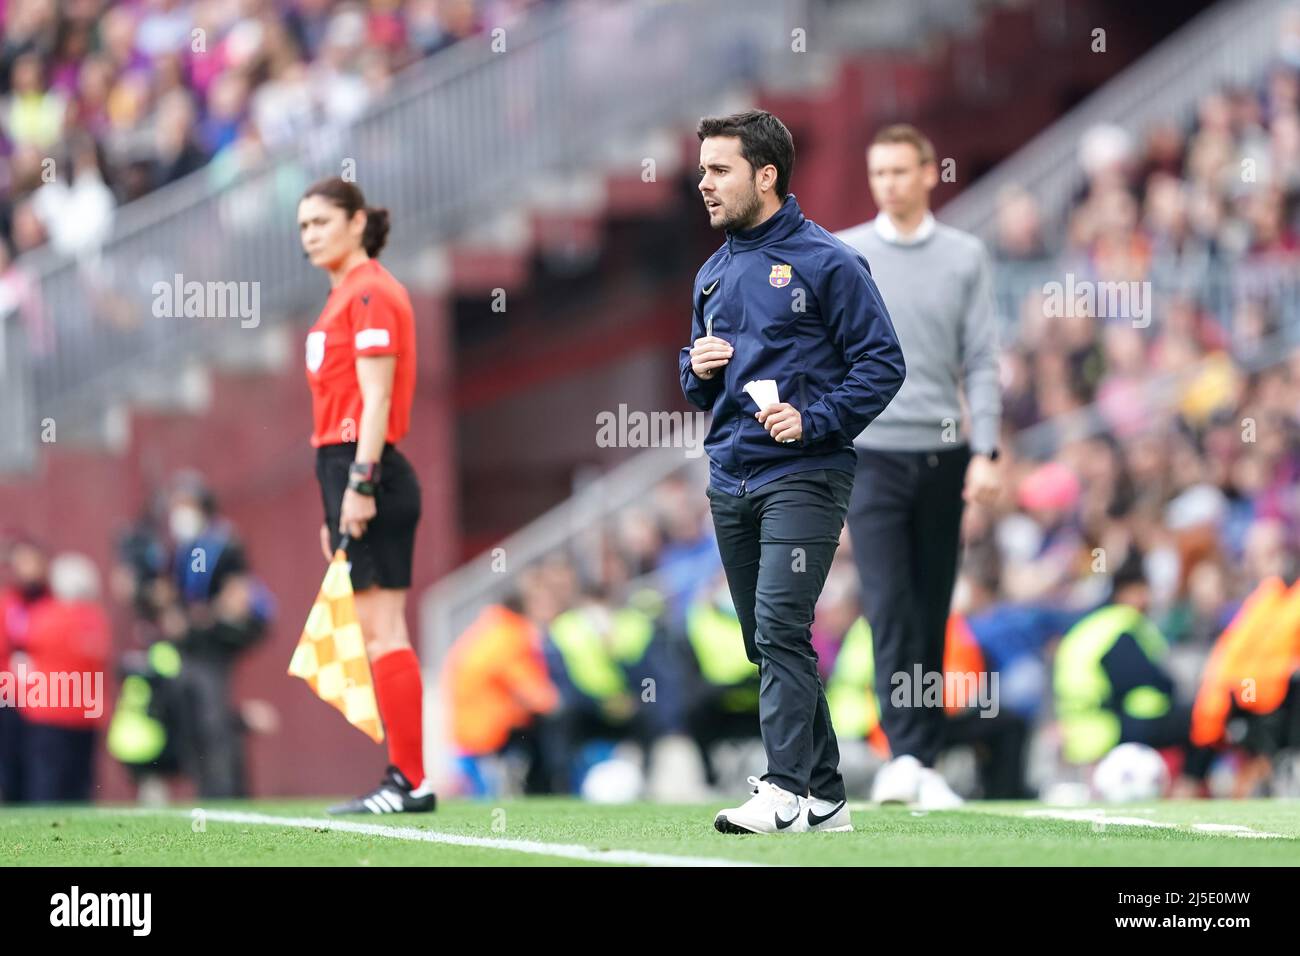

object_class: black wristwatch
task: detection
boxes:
[348,461,381,496]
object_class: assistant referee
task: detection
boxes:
[299,177,435,815]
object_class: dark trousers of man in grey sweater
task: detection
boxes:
[837,213,1000,769]
[847,444,970,765]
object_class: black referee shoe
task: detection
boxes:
[327,765,438,815]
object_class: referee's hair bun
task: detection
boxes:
[363,207,390,258]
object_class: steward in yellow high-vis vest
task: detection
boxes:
[685,594,760,711]
[680,583,762,787]
[1054,603,1174,764]
[1050,551,1214,791]
[542,588,682,793]
[547,599,656,718]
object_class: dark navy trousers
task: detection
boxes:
[708,467,853,801]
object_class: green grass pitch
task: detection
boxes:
[2,799,1298,866]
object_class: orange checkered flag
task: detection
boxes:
[288,535,384,742]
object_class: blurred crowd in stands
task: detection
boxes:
[978,54,1300,638]
[0,0,556,264]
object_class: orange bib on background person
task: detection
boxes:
[444,605,558,756]
[943,613,987,714]
[1192,576,1300,746]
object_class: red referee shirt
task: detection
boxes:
[305,259,417,447]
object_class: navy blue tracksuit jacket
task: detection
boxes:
[678,194,906,496]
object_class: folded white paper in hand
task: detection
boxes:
[743,379,780,411]
[743,379,796,444]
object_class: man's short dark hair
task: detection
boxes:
[697,109,795,198]
[870,124,936,166]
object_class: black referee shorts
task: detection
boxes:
[316,442,421,591]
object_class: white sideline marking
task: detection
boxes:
[112,809,768,867]
[1025,808,1176,828]
[1190,823,1286,839]
[1024,808,1285,838]
[849,802,1288,839]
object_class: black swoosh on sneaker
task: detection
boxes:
[806,800,846,827]
[774,810,798,831]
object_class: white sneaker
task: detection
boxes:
[915,767,964,809]
[714,776,805,834]
[871,754,922,804]
[804,795,853,832]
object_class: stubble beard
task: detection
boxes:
[717,182,763,232]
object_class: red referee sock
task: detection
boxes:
[371,647,426,787]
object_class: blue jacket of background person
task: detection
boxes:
[678,194,906,496]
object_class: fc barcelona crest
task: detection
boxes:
[769,264,793,288]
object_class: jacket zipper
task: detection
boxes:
[729,388,747,497]
[718,250,748,498]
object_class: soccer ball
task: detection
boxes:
[1091,743,1170,803]
[580,758,644,804]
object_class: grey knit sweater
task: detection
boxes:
[836,215,1001,454]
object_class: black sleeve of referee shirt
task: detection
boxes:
[679,289,723,410]
[800,250,906,445]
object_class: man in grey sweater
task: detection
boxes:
[836,125,1002,808]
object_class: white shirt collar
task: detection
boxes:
[872,211,936,246]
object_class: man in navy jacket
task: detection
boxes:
[680,110,905,834]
